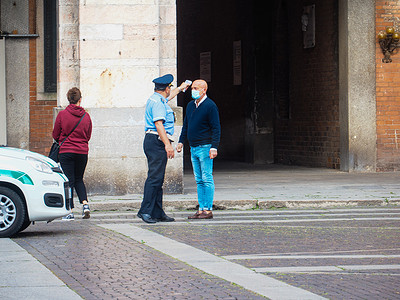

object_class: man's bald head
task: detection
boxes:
[191,79,208,101]
[192,79,208,92]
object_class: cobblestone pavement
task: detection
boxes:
[13,223,265,300]
[12,206,400,299]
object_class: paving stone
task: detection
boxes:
[142,209,400,299]
[144,221,400,257]
[13,222,266,300]
[10,207,400,300]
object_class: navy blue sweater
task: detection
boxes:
[179,97,221,149]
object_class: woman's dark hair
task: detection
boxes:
[67,87,82,104]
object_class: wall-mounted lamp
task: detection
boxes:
[378,26,400,63]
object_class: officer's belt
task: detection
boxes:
[146,130,174,142]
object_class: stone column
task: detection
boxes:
[339,0,376,172]
[58,0,80,107]
[2,0,30,149]
[57,0,182,195]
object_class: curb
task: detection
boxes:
[86,198,400,212]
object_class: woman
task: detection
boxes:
[52,87,92,220]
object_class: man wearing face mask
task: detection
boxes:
[177,79,221,219]
[138,74,191,224]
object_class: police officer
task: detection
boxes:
[137,74,191,223]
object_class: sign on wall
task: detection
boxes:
[302,5,315,49]
[200,52,211,82]
[233,40,242,85]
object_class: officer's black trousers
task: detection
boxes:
[139,133,167,219]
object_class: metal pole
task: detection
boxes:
[0,37,6,146]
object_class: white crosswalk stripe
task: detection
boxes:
[252,265,400,273]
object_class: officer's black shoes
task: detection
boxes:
[137,213,174,223]
[137,213,157,224]
[156,215,175,222]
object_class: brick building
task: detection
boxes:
[376,1,400,171]
[1,0,399,196]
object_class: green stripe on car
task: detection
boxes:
[0,169,34,185]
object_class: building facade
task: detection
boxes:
[1,0,399,196]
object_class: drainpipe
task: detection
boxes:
[0,37,6,146]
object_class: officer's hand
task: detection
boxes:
[176,143,183,153]
[210,149,218,159]
[166,144,175,159]
[179,82,191,92]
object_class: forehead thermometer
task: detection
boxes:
[183,80,192,92]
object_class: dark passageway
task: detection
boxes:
[177,0,340,170]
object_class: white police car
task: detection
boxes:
[0,146,72,237]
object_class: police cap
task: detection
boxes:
[152,74,174,90]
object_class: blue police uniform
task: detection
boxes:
[138,74,175,222]
[144,93,175,136]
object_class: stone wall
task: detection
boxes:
[2,0,30,150]
[84,107,183,195]
[274,0,341,169]
[56,0,183,195]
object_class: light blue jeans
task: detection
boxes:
[190,144,214,211]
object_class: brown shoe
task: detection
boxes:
[198,211,213,219]
[188,211,201,219]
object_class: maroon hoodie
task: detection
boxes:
[52,104,92,154]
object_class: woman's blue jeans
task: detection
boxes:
[190,144,214,211]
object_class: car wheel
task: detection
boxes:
[19,218,31,233]
[0,187,26,238]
